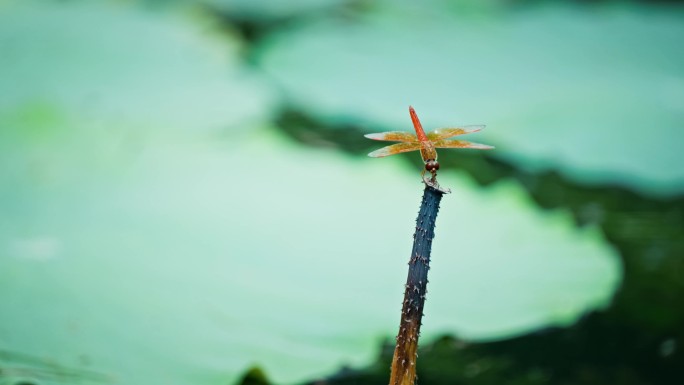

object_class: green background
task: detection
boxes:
[1,1,682,384]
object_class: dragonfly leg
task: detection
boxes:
[421,169,451,194]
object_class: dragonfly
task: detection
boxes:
[365,106,493,191]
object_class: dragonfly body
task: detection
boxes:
[408,107,438,167]
[365,106,493,176]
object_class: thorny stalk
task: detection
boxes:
[388,183,444,385]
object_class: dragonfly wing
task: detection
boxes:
[364,131,418,142]
[427,125,486,140]
[368,142,422,158]
[433,139,495,150]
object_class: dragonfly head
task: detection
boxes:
[425,159,439,173]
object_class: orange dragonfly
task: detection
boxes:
[365,106,493,190]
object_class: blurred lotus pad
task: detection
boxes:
[257,4,684,196]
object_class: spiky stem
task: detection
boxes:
[388,184,444,385]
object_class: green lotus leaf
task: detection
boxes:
[257,5,684,196]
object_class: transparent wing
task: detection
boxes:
[433,139,495,150]
[368,142,422,158]
[364,131,418,142]
[427,125,485,140]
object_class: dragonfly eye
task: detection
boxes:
[425,160,439,172]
